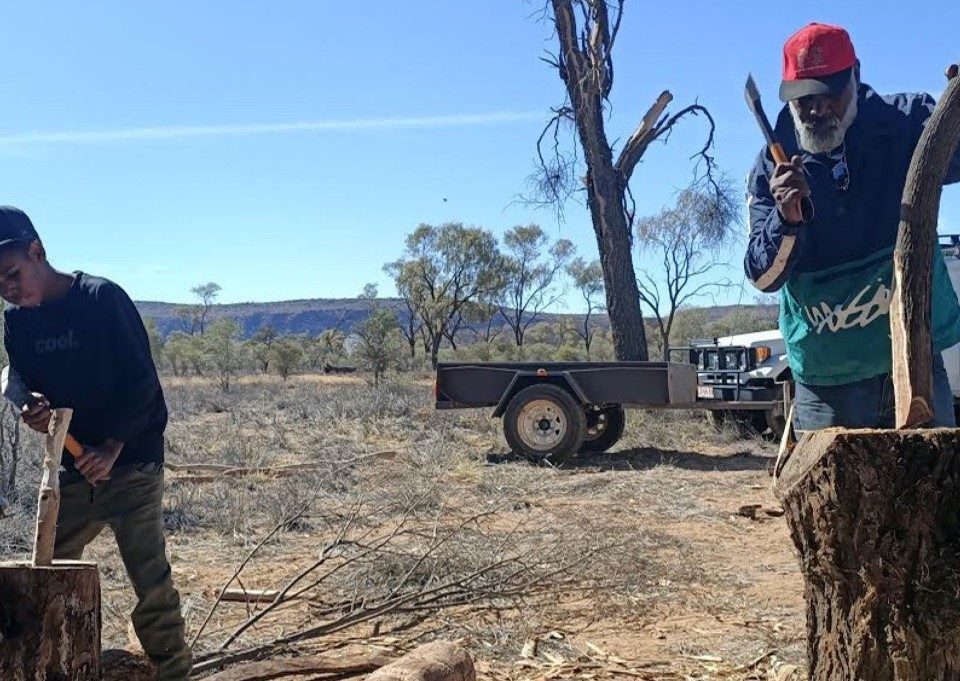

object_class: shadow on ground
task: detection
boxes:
[486,447,774,473]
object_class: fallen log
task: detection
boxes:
[218,588,281,604]
[203,652,393,681]
[366,641,475,681]
[101,649,155,681]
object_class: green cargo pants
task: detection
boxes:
[54,463,192,681]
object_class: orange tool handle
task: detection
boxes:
[64,434,84,459]
[769,142,789,165]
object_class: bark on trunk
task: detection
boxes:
[551,0,648,361]
[890,74,960,427]
[0,561,101,681]
[774,429,960,680]
[583,133,649,362]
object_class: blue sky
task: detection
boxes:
[1,1,957,307]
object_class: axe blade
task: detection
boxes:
[744,73,777,148]
[1,365,33,410]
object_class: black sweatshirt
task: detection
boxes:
[3,273,167,472]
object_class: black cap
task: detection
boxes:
[779,67,854,103]
[0,206,39,249]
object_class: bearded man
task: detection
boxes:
[744,23,960,430]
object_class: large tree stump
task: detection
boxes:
[0,561,101,680]
[775,428,960,679]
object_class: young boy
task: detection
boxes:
[0,206,191,680]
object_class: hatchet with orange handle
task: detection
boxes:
[1,365,84,458]
[745,74,790,164]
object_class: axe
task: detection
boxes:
[745,73,813,222]
[1,365,84,459]
[745,74,790,165]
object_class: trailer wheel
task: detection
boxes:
[503,384,586,463]
[580,406,626,454]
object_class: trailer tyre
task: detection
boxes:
[503,384,586,463]
[580,406,626,454]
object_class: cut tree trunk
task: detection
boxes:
[775,429,960,680]
[0,561,101,680]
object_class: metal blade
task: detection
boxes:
[1,365,33,409]
[744,73,777,148]
[745,73,761,108]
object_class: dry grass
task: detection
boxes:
[0,373,805,679]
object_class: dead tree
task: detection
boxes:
[534,0,719,361]
[774,73,960,681]
[635,186,736,360]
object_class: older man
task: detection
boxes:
[745,23,960,429]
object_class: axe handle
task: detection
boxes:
[769,142,789,165]
[64,434,83,459]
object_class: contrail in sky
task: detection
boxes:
[0,110,545,146]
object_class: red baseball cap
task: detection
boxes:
[779,23,857,102]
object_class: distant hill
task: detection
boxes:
[135,298,405,338]
[134,297,778,339]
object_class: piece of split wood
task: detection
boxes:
[33,408,72,565]
[218,588,281,604]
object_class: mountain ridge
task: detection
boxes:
[134,297,777,339]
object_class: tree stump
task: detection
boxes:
[0,561,101,681]
[775,428,960,680]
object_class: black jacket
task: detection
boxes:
[4,273,167,471]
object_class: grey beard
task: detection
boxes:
[791,92,858,154]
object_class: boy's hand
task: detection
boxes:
[21,393,52,433]
[75,442,122,485]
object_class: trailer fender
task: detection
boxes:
[491,371,589,418]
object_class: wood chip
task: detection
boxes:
[542,652,566,665]
[521,639,538,658]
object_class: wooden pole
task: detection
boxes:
[32,408,72,566]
